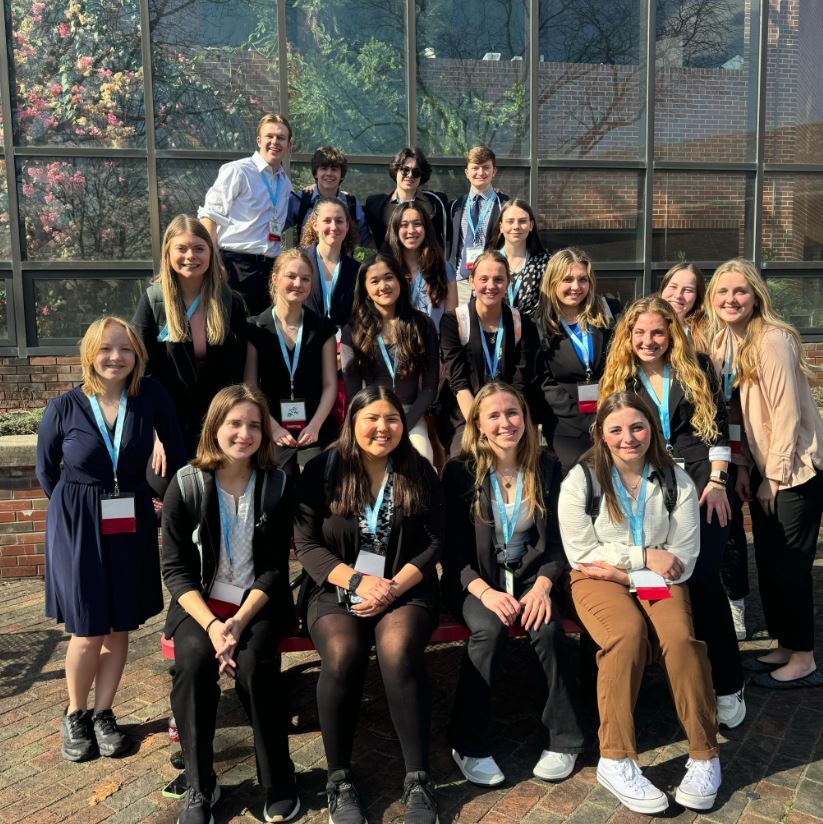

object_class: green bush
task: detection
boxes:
[0,408,44,436]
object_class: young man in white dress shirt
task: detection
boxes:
[198,113,294,316]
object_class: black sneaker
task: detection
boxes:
[177,782,221,824]
[402,771,439,824]
[326,769,366,824]
[60,708,98,762]
[263,784,301,822]
[92,709,129,757]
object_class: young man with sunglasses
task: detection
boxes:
[364,148,449,250]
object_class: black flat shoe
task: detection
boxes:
[742,657,783,673]
[751,669,823,690]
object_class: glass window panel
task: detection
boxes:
[765,0,823,163]
[766,275,823,331]
[32,277,149,344]
[17,158,151,261]
[426,166,530,203]
[417,0,529,158]
[655,0,759,161]
[762,175,823,263]
[0,279,10,340]
[289,162,390,208]
[652,172,753,263]
[537,169,642,261]
[157,159,225,235]
[286,1,406,155]
[598,275,639,307]
[0,163,10,260]
[150,0,279,150]
[9,0,145,147]
[537,0,645,160]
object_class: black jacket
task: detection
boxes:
[364,190,450,250]
[440,450,567,611]
[161,466,294,638]
[302,242,359,330]
[448,191,509,270]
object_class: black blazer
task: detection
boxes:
[440,450,566,611]
[448,191,509,270]
[161,467,294,638]
[364,190,450,250]
[628,352,729,494]
[132,289,248,455]
[302,242,359,330]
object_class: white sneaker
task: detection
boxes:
[675,757,721,810]
[532,751,577,781]
[717,689,746,729]
[596,757,668,814]
[451,749,505,786]
[729,598,746,640]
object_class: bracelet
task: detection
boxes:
[708,479,727,487]
[643,547,647,567]
[205,617,219,633]
[478,586,492,603]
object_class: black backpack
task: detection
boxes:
[579,462,677,521]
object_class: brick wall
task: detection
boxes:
[0,467,46,578]
[0,356,81,412]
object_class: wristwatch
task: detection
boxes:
[347,572,363,595]
[710,470,729,484]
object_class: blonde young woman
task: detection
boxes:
[441,383,586,787]
[600,297,745,727]
[536,248,617,473]
[707,259,823,689]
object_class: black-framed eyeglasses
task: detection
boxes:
[399,166,422,179]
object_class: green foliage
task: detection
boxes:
[0,408,44,436]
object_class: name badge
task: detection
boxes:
[354,549,386,578]
[577,382,599,414]
[466,245,483,270]
[267,217,282,243]
[499,566,515,596]
[729,424,742,454]
[100,494,136,535]
[210,579,245,606]
[675,459,685,469]
[280,399,307,434]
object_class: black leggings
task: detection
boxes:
[311,604,434,774]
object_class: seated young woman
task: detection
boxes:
[161,385,298,824]
[293,386,444,824]
[558,392,720,815]
[441,382,586,787]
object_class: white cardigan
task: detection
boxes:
[558,463,700,583]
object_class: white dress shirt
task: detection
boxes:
[215,478,256,591]
[198,151,292,257]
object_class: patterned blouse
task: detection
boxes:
[508,250,550,319]
[358,470,394,556]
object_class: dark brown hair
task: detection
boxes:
[299,196,358,253]
[488,198,546,256]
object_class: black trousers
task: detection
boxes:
[221,250,275,317]
[552,432,592,476]
[170,610,295,795]
[449,591,586,758]
[750,470,822,652]
[721,490,749,601]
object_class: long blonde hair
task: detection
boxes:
[600,296,719,444]
[706,258,814,384]
[461,382,544,522]
[157,215,227,344]
[537,247,607,336]
[80,316,146,397]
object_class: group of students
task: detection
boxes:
[35,117,823,824]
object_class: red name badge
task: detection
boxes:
[636,586,672,601]
[577,382,599,414]
[280,399,307,435]
[100,494,136,535]
[632,568,672,601]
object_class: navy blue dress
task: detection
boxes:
[36,379,185,636]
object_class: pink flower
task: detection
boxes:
[21,183,33,198]
[50,83,62,95]
[76,56,93,71]
[59,23,69,37]
[40,306,50,316]
[32,3,45,14]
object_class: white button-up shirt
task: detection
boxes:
[198,152,293,257]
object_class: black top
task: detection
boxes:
[247,306,338,442]
[364,190,450,250]
[302,242,360,330]
[161,466,294,638]
[132,289,248,456]
[628,352,729,494]
[448,191,510,271]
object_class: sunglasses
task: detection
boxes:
[398,166,422,179]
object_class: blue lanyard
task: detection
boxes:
[466,194,497,244]
[560,319,593,379]
[377,334,398,389]
[89,391,127,492]
[490,468,523,551]
[637,365,673,451]
[723,334,737,404]
[501,249,528,305]
[261,169,282,211]
[316,250,341,317]
[364,461,392,547]
[478,319,504,379]
[157,295,201,342]
[410,270,426,310]
[216,472,256,576]
[273,308,304,399]
[611,464,650,546]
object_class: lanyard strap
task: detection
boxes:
[560,319,593,379]
[611,464,650,547]
[410,270,426,309]
[723,334,737,404]
[89,391,127,491]
[216,472,256,573]
[479,319,504,379]
[364,462,392,546]
[466,193,497,244]
[507,276,523,305]
[490,468,524,551]
[637,365,672,451]
[273,308,304,399]
[157,295,201,343]
[261,169,282,211]
[316,250,341,316]
[377,335,399,389]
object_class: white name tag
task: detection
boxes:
[210,580,244,606]
[280,399,307,434]
[499,567,515,595]
[100,494,136,535]
[466,245,483,270]
[354,549,386,577]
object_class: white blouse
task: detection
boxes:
[215,478,256,590]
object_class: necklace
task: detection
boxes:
[496,467,517,489]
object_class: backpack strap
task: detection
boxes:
[255,468,287,529]
[580,462,601,521]
[344,192,357,221]
[146,282,167,335]
[296,190,314,232]
[659,464,678,515]
[455,304,471,347]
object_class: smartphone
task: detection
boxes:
[161,771,188,799]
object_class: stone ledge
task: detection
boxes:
[0,435,37,469]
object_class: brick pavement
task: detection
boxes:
[0,550,821,824]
